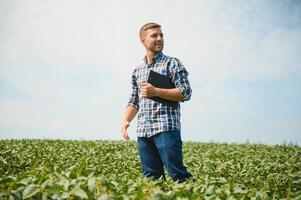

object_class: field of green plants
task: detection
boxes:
[0,139,300,199]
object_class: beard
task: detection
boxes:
[149,43,164,53]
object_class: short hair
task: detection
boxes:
[139,22,161,39]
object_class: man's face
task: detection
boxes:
[141,27,164,53]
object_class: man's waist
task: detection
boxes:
[136,125,181,138]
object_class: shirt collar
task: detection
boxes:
[143,52,164,65]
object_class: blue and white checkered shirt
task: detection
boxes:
[128,52,192,138]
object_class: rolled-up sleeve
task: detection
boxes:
[127,69,140,110]
[170,58,192,102]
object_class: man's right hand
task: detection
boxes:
[121,121,130,141]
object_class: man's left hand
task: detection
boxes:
[140,83,157,98]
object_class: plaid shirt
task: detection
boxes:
[127,52,192,138]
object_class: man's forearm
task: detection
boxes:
[123,105,138,123]
[155,88,184,102]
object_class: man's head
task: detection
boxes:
[139,22,164,54]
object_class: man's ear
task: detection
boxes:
[140,37,147,47]
[140,37,145,45]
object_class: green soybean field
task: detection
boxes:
[0,140,300,199]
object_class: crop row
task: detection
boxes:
[0,139,300,199]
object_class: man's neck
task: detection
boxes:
[145,52,155,64]
[145,51,159,64]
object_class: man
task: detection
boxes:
[121,22,193,183]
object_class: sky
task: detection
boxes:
[0,0,300,145]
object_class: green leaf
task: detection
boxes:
[42,192,47,200]
[0,176,16,184]
[206,185,215,196]
[58,178,69,191]
[98,176,108,186]
[88,176,96,192]
[22,184,41,199]
[0,156,8,165]
[18,178,31,186]
[10,190,21,199]
[97,194,109,200]
[0,192,6,198]
[233,184,247,194]
[111,180,118,187]
[71,186,88,199]
[61,192,70,199]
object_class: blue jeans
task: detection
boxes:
[137,130,193,183]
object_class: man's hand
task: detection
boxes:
[140,83,157,98]
[121,121,130,141]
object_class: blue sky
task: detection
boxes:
[0,0,300,145]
